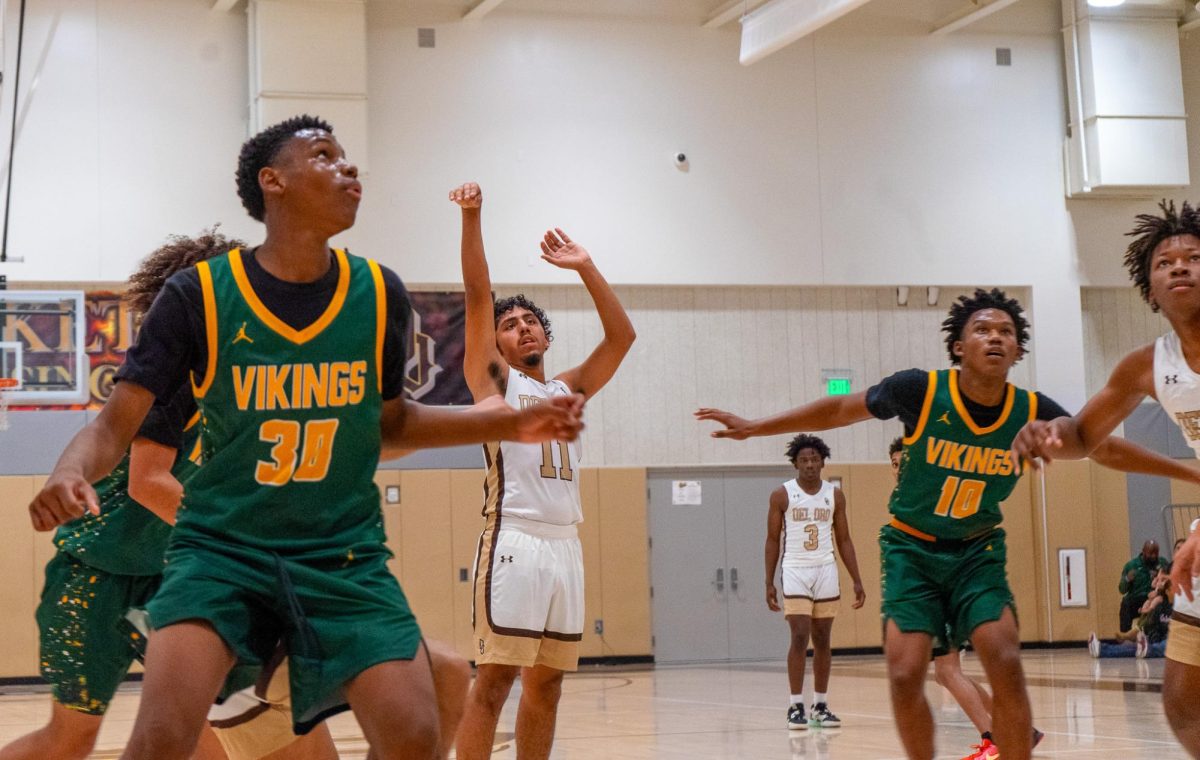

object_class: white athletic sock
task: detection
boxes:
[791,693,804,706]
[814,692,827,706]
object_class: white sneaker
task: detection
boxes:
[1088,632,1100,658]
[1135,630,1149,659]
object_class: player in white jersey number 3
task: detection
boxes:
[449,182,636,760]
[766,434,865,730]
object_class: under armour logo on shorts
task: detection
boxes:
[479,639,485,654]
[1166,375,1180,384]
[500,555,514,563]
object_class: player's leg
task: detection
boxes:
[456,663,520,760]
[0,703,102,760]
[514,664,565,760]
[1163,616,1200,756]
[807,561,841,727]
[931,650,991,735]
[969,609,1031,760]
[885,621,936,760]
[786,614,813,697]
[120,621,237,760]
[343,649,440,760]
[426,639,471,758]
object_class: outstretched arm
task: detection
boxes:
[831,488,865,609]
[29,381,156,531]
[696,392,874,440]
[764,488,785,612]
[545,229,636,399]
[1089,436,1200,485]
[1013,345,1154,468]
[380,394,584,450]
[450,182,507,400]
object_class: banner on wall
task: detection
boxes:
[18,290,473,409]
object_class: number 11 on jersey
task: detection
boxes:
[539,440,574,481]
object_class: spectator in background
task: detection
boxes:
[1092,568,1174,659]
[1121,540,1169,632]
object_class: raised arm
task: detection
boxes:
[831,488,866,609]
[127,437,184,525]
[696,392,875,440]
[1013,344,1155,468]
[764,487,786,612]
[544,229,636,399]
[450,182,507,400]
[29,381,157,531]
[1089,436,1200,485]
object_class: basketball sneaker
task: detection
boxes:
[787,703,807,730]
[808,703,841,728]
[1088,631,1100,658]
[1135,630,1150,659]
[1033,727,1045,747]
[960,738,999,760]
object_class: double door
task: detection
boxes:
[648,467,796,663]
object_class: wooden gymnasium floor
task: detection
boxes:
[0,649,1187,758]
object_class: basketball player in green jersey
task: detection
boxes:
[697,288,1200,760]
[27,116,582,760]
[1012,201,1200,756]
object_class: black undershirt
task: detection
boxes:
[865,367,1071,437]
[117,248,411,403]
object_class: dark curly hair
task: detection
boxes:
[494,294,553,343]
[888,437,904,457]
[1123,200,1200,311]
[126,227,245,316]
[236,114,334,222]
[786,434,831,464]
[941,288,1030,365]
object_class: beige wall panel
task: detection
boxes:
[1081,288,1168,396]
[449,469,487,660]
[1038,462,1098,641]
[1090,462,1134,636]
[376,471,404,583]
[1004,476,1042,643]
[0,477,37,676]
[597,468,652,656]
[578,470,604,658]
[843,465,894,649]
[821,466,858,650]
[396,470,456,646]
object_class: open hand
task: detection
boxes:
[449,182,482,210]
[694,408,754,440]
[514,393,585,443]
[29,471,99,531]
[540,229,591,271]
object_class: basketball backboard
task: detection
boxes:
[0,291,88,405]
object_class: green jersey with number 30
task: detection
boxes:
[178,248,386,557]
[890,369,1035,540]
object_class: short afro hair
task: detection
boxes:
[236,114,334,223]
[126,226,245,316]
[941,288,1030,365]
[494,294,553,343]
[888,437,904,457]
[786,434,831,464]
[1123,200,1200,311]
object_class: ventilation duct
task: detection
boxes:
[1062,0,1190,197]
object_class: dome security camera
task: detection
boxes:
[673,152,688,167]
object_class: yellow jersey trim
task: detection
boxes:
[1028,391,1038,422]
[367,259,386,395]
[890,517,937,542]
[227,248,351,345]
[192,261,219,399]
[182,410,201,432]
[902,370,938,445]
[948,369,1014,435]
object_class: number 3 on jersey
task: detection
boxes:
[256,419,340,486]
[934,476,985,519]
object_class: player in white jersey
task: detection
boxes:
[1013,200,1200,756]
[449,182,636,760]
[766,434,865,731]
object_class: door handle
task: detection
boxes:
[714,567,724,592]
[730,567,739,592]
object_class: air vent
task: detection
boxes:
[995,47,1011,66]
[418,28,435,48]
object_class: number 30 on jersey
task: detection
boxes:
[256,419,340,486]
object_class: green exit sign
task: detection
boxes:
[826,377,852,396]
